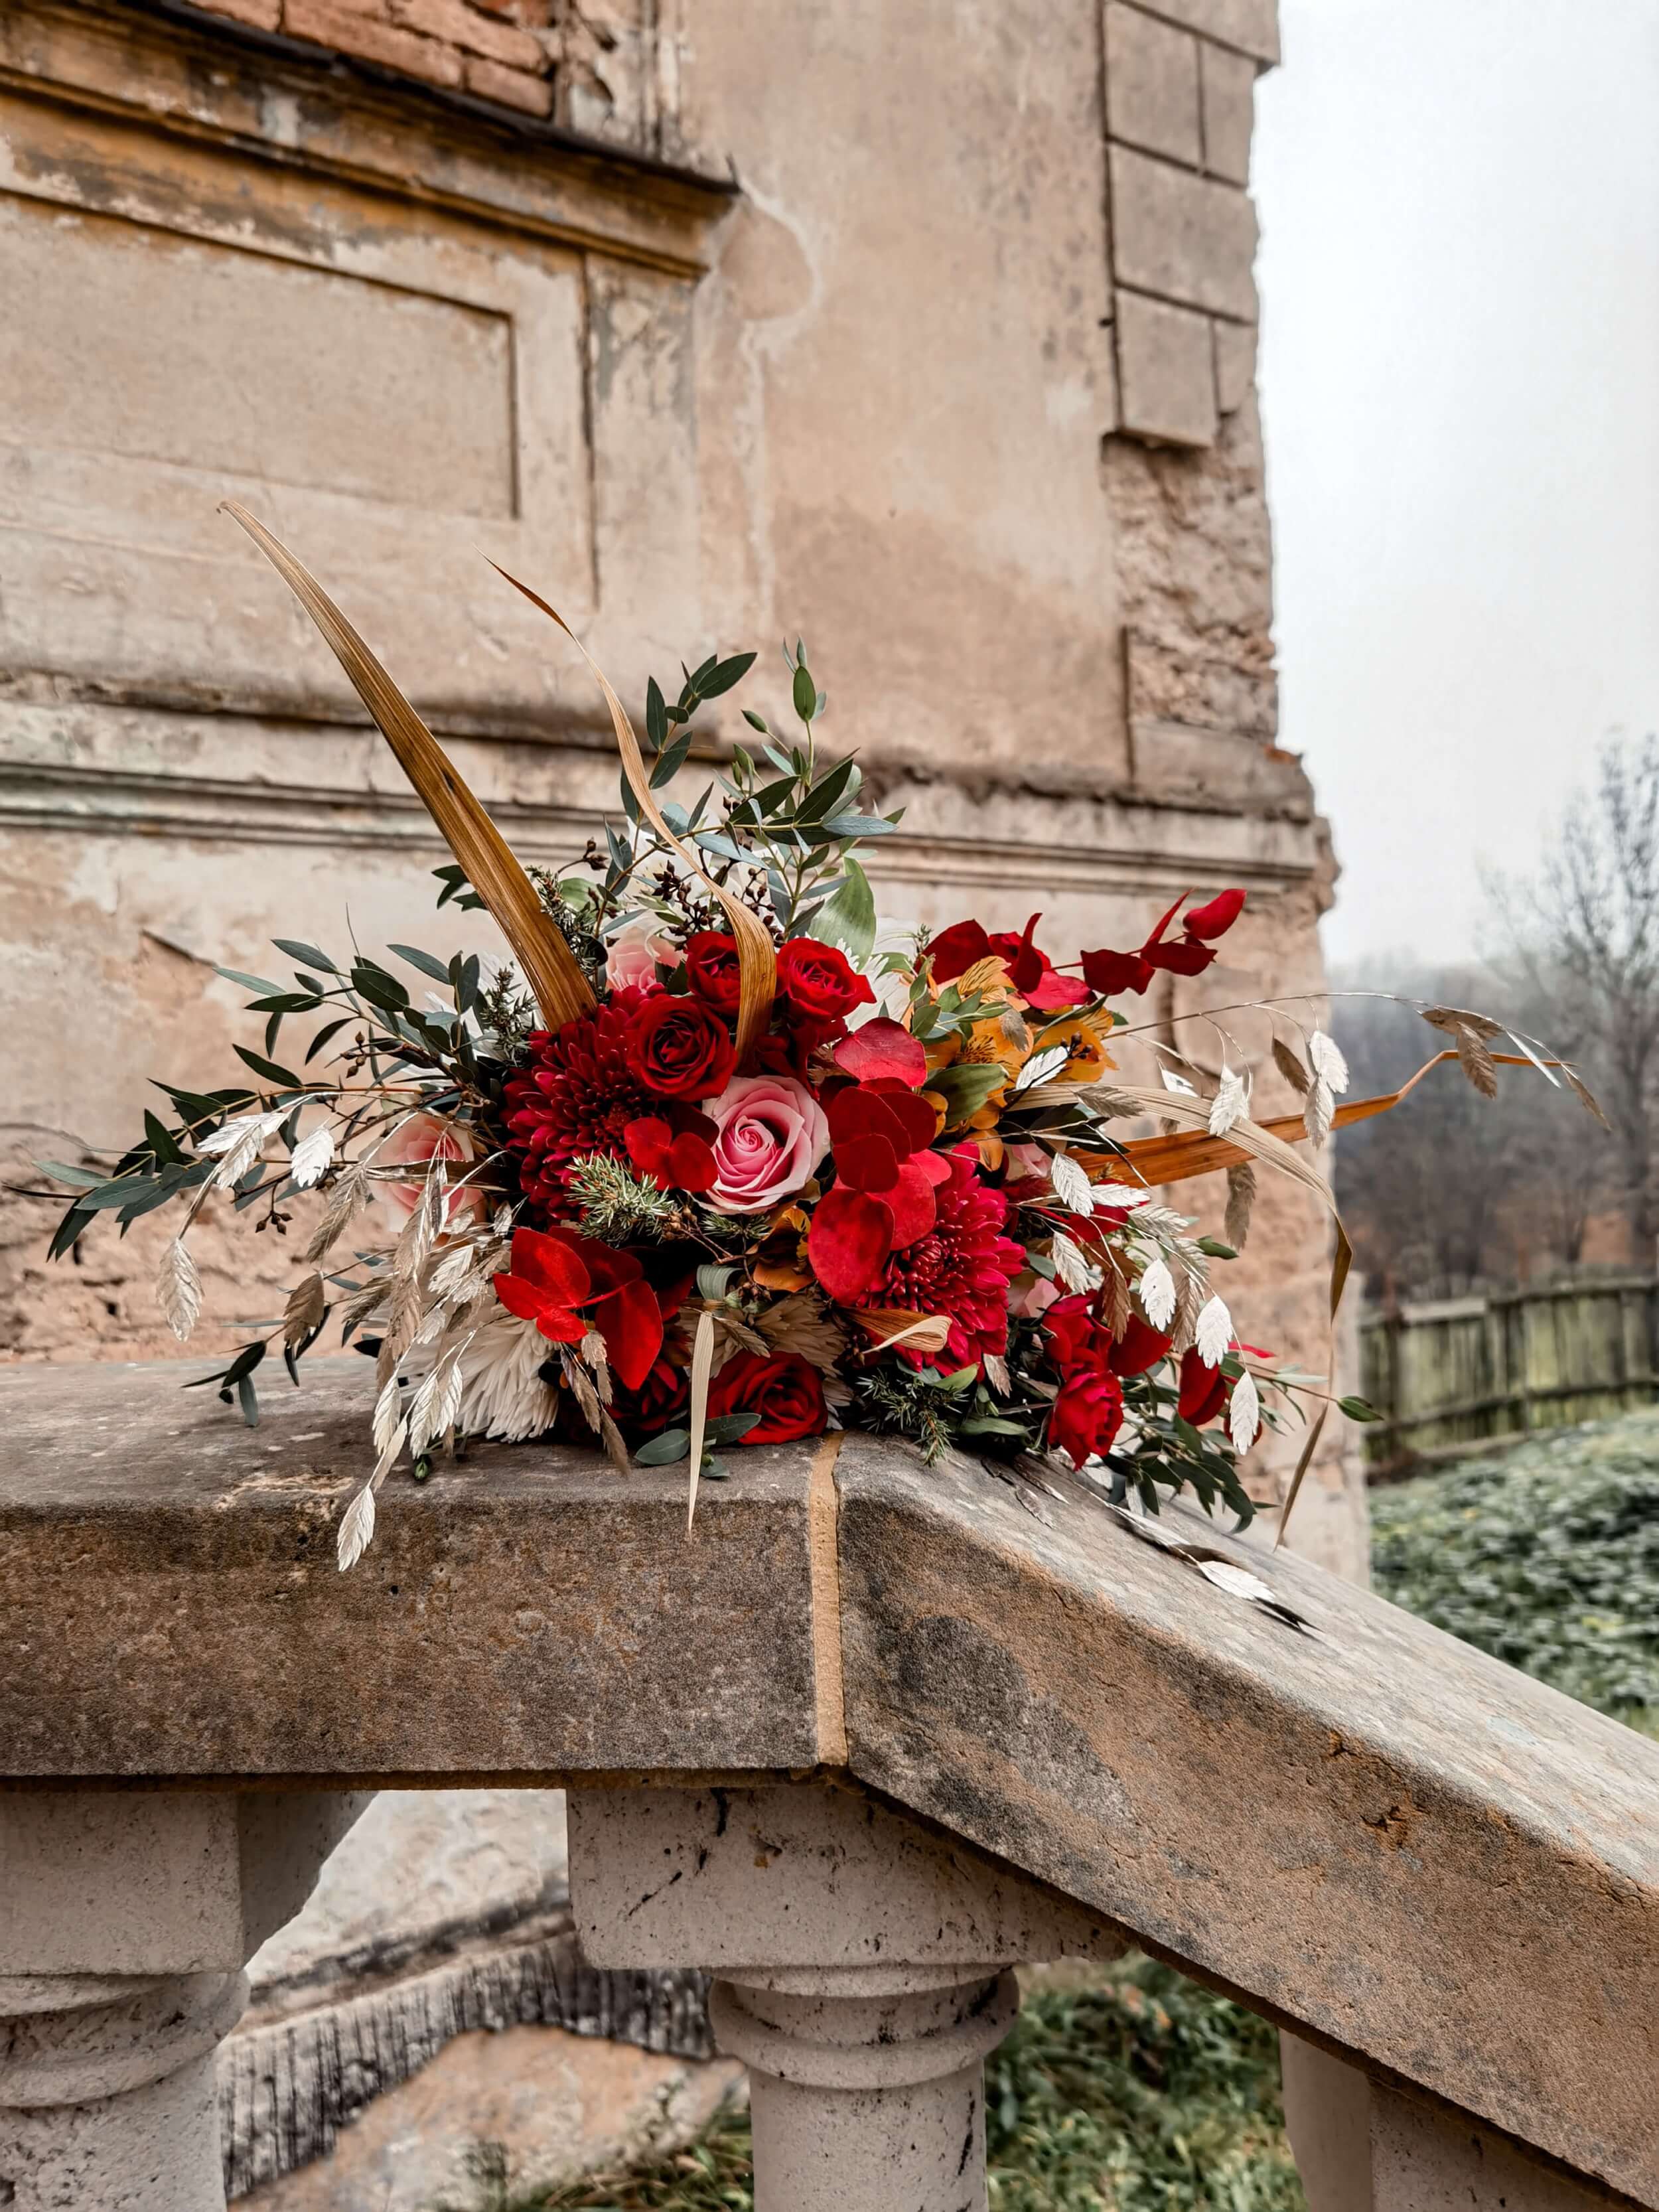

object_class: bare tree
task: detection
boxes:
[1488,736,1659,1258]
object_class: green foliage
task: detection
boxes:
[564,1152,684,1244]
[1370,1410,1659,1732]
[513,1961,1301,2212]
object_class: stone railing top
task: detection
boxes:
[3,1356,1657,2205]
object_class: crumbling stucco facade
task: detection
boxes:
[1,7,1360,2193]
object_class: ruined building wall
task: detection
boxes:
[0,4,1363,2201]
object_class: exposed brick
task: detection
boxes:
[282,0,465,82]
[1109,143,1257,321]
[463,52,553,113]
[198,0,283,29]
[1114,289,1217,448]
[1199,38,1257,184]
[1106,5,1200,168]
[390,0,543,70]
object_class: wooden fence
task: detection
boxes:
[1358,1275,1659,1475]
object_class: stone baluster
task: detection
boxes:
[1283,2037,1614,2212]
[0,1791,367,2211]
[567,1781,1121,2212]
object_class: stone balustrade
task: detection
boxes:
[3,1355,1655,2211]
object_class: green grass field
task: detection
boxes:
[488,1412,1659,2212]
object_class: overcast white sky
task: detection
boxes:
[1254,0,1659,964]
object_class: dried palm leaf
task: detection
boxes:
[686,1307,716,1530]
[487,563,778,1060]
[222,504,594,1031]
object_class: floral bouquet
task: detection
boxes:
[40,508,1595,1569]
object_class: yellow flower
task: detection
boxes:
[1035,1011,1118,1084]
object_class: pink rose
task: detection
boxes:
[380,1114,486,1229]
[704,1074,830,1214]
[1009,1272,1060,1320]
[606,920,680,993]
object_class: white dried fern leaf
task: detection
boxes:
[1307,1031,1348,1094]
[1139,1256,1177,1329]
[305,1162,371,1263]
[1208,1065,1248,1137]
[1195,1294,1233,1367]
[157,1238,202,1342]
[1050,1150,1095,1217]
[1051,1230,1098,1295]
[336,1483,376,1572]
[290,1124,335,1190]
[373,1372,405,1458]
[1224,1161,1257,1249]
[1304,1076,1334,1149]
[1228,1366,1261,1452]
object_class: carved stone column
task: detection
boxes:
[568,1783,1122,2212]
[0,1791,367,2211]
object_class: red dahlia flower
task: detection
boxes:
[504,985,657,1214]
[856,1145,1025,1371]
[1049,1367,1125,1467]
[492,1224,663,1392]
[625,992,737,1099]
[706,1350,828,1443]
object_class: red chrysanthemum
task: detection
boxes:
[503,984,658,1215]
[858,1145,1024,1371]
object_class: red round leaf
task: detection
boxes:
[832,1019,929,1088]
[1143,937,1214,977]
[593,1276,666,1393]
[807,1185,895,1301]
[1183,887,1246,940]
[883,1155,939,1248]
[1079,948,1153,997]
[925,921,992,982]
[835,1132,902,1193]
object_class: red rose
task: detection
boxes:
[684,931,742,1013]
[1041,1291,1109,1375]
[706,1350,828,1444]
[1048,1368,1125,1468]
[776,938,877,1022]
[625,993,737,1100]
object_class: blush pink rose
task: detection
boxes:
[704,1074,830,1215]
[606,920,680,992]
[380,1114,486,1229]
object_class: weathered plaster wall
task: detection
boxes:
[0,1,1363,2195]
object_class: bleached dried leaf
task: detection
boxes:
[214,1113,283,1189]
[1194,1557,1275,1606]
[1139,1256,1176,1329]
[1307,1031,1348,1094]
[338,1274,391,1331]
[1504,1030,1560,1089]
[1304,1076,1334,1149]
[1052,1230,1097,1295]
[1195,1294,1232,1367]
[599,1408,630,1473]
[1422,1003,1502,1041]
[858,1309,955,1355]
[429,1240,480,1303]
[756,1288,849,1374]
[1228,1366,1261,1452]
[1207,1064,1248,1138]
[1562,1065,1611,1129]
[1101,1259,1133,1338]
[290,1124,335,1190]
[197,1113,263,1156]
[1014,1043,1069,1094]
[1452,1025,1498,1099]
[1271,1037,1311,1096]
[578,1328,614,1406]
[283,1271,326,1351]
[373,1372,405,1458]
[1224,1161,1257,1249]
[983,1353,1012,1396]
[686,1309,716,1530]
[305,1162,371,1263]
[560,1347,605,1441]
[709,1307,768,1370]
[157,1237,202,1342]
[1050,1149,1095,1217]
[336,1483,376,1572]
[1161,1068,1199,1098]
